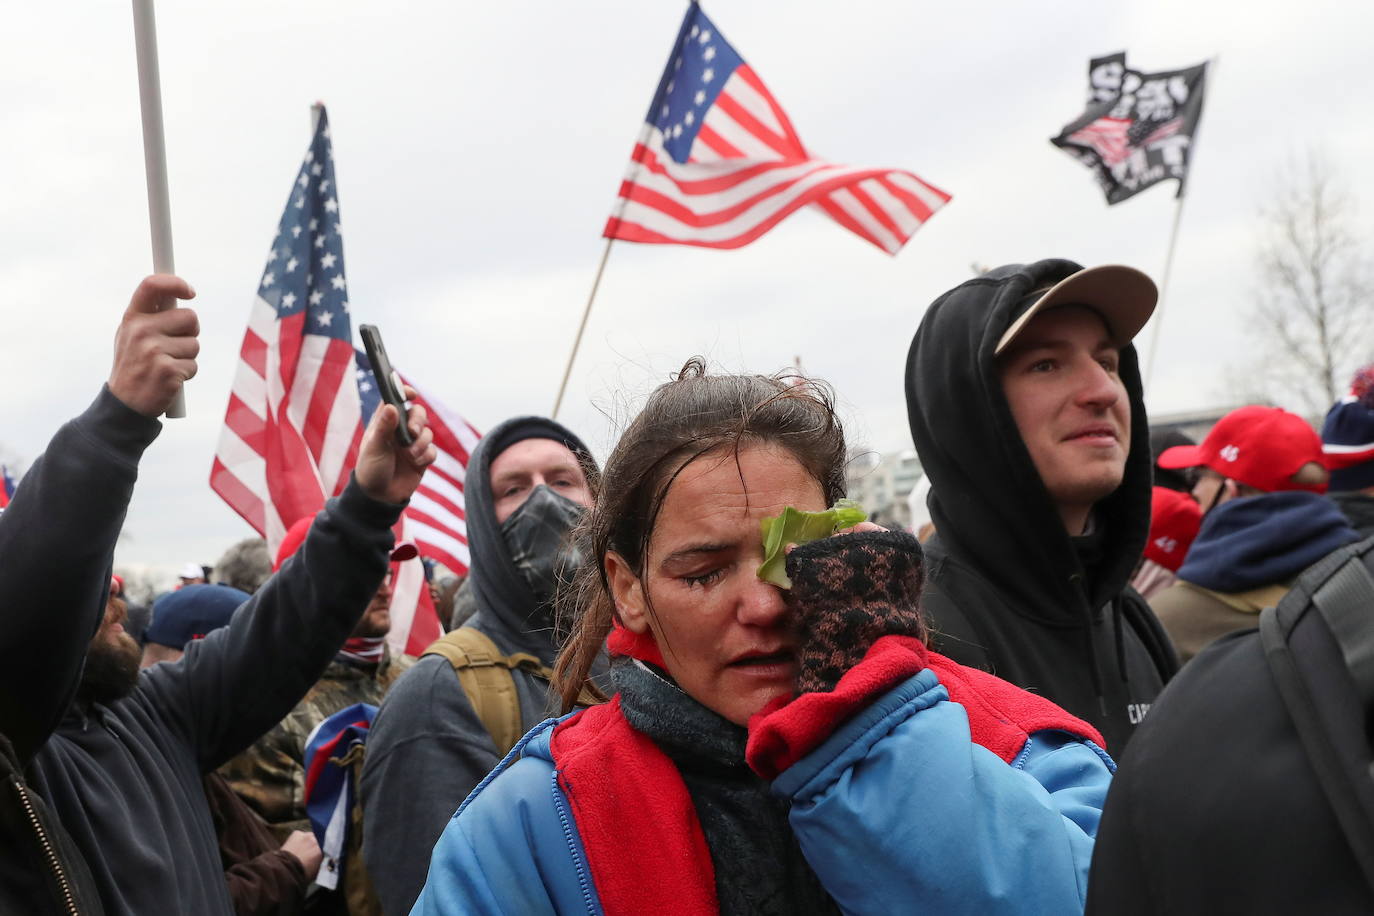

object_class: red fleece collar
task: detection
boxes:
[606,619,667,668]
[550,697,718,916]
[746,636,1105,778]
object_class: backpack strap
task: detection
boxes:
[1311,555,1374,708]
[1260,555,1374,893]
[423,628,551,755]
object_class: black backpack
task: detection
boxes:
[1260,536,1374,896]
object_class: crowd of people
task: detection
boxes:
[3,261,1374,915]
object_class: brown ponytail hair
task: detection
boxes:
[551,358,847,712]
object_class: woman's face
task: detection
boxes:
[607,443,827,725]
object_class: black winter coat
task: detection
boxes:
[0,389,148,915]
[1,734,103,915]
[1087,565,1374,913]
[0,387,405,916]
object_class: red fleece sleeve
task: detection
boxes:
[746,636,928,780]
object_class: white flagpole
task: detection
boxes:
[552,238,614,420]
[131,0,186,418]
[1143,193,1187,392]
[1143,55,1216,394]
[551,121,656,420]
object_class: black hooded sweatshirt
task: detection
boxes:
[361,416,597,916]
[905,259,1179,754]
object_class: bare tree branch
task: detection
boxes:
[1244,153,1374,412]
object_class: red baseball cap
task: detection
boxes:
[1157,406,1328,494]
[1143,486,1202,572]
[272,516,418,571]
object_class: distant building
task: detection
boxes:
[1148,406,1238,446]
[845,448,923,530]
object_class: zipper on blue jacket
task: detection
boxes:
[550,771,598,916]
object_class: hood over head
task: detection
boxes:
[905,259,1154,622]
[464,416,596,656]
[1178,490,1359,593]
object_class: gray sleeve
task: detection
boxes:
[0,387,160,762]
[142,478,404,770]
[359,655,503,916]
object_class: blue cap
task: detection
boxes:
[144,584,249,649]
[1322,366,1374,493]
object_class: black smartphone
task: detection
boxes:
[359,324,414,446]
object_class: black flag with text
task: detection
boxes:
[1052,53,1208,205]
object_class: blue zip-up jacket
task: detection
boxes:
[412,665,1116,915]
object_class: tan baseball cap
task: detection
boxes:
[994,264,1158,356]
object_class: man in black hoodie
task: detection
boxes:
[360,416,596,916]
[1,274,196,915]
[906,259,1178,753]
[1,275,440,915]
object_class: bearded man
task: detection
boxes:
[6,272,439,915]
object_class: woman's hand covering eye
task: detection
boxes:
[784,530,926,694]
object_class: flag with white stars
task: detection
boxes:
[356,352,480,654]
[603,2,950,254]
[211,105,363,550]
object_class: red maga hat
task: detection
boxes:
[1157,406,1328,494]
[1143,486,1202,572]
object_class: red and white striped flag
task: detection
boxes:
[382,380,480,577]
[211,108,362,549]
[211,107,479,656]
[603,3,950,254]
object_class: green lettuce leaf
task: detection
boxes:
[757,499,868,588]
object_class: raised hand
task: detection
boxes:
[784,530,927,694]
[355,385,436,505]
[107,274,199,417]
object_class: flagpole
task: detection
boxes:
[1143,54,1216,394]
[131,0,185,418]
[1143,192,1187,392]
[552,238,614,420]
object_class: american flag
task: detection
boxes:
[211,106,473,656]
[603,3,950,255]
[211,107,361,547]
[354,357,480,654]
[354,354,480,578]
[0,464,16,509]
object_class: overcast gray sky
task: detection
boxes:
[3,0,1370,583]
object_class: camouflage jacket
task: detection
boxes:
[219,650,412,839]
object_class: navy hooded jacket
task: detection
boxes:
[1179,491,1360,593]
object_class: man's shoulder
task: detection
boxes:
[369,653,480,746]
[1150,580,1242,618]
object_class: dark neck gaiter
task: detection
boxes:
[615,662,839,916]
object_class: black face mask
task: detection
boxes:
[500,485,587,623]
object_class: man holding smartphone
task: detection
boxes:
[1,275,439,916]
